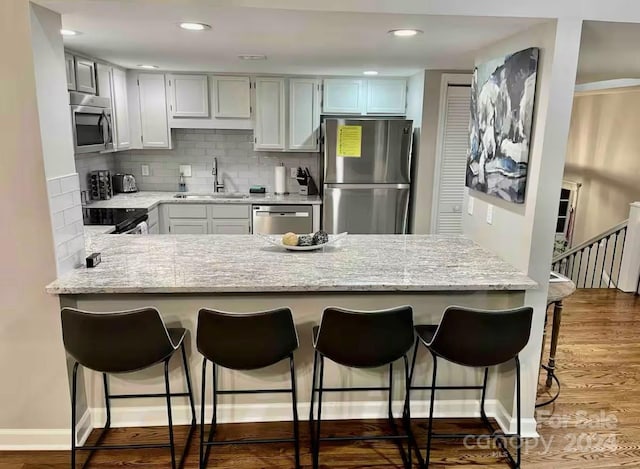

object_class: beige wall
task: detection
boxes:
[564,91,640,244]
[0,0,71,440]
[463,19,583,428]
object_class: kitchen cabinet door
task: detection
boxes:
[213,76,251,118]
[210,219,251,234]
[137,73,170,148]
[322,79,364,114]
[75,57,97,94]
[366,79,407,114]
[169,219,208,234]
[169,74,209,118]
[96,63,113,99]
[289,78,320,151]
[254,77,286,151]
[65,53,76,91]
[112,68,131,150]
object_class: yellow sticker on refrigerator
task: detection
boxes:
[336,125,362,158]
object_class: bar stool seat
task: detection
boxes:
[196,307,300,469]
[410,306,533,469]
[60,307,196,469]
[310,306,416,469]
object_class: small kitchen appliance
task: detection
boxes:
[112,174,138,193]
[83,207,148,234]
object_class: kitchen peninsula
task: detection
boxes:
[47,234,537,436]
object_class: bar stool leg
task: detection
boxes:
[163,359,177,469]
[402,355,413,469]
[388,362,394,421]
[313,355,325,469]
[202,363,218,466]
[199,358,207,469]
[103,373,112,429]
[425,352,438,468]
[515,356,522,469]
[71,362,79,469]
[289,354,301,469]
[309,350,319,454]
[181,343,197,425]
[480,367,489,426]
[404,341,420,423]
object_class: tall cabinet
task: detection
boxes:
[137,74,170,148]
[254,78,286,150]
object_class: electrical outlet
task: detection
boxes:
[467,197,474,215]
[141,164,150,176]
[290,167,298,178]
[179,165,192,177]
[486,205,494,225]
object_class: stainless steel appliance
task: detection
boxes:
[322,118,412,234]
[252,205,313,235]
[112,174,138,193]
[82,208,148,234]
[70,91,113,154]
[89,170,113,200]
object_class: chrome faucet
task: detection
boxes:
[212,157,225,193]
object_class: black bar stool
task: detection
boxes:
[309,306,416,469]
[196,307,300,469]
[61,307,196,469]
[409,306,533,469]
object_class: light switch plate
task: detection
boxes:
[290,167,297,178]
[486,205,494,224]
[141,164,150,176]
[467,197,474,215]
[179,165,192,177]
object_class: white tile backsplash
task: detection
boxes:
[115,129,321,194]
[47,173,85,275]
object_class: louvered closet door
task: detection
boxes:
[434,85,471,234]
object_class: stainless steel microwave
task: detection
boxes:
[70,91,113,154]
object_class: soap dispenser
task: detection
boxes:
[178,173,187,192]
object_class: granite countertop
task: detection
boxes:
[46,234,537,295]
[85,191,322,210]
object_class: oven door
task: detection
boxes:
[71,105,114,154]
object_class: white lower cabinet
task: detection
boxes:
[148,224,160,234]
[169,219,209,234]
[210,219,251,234]
[161,204,251,234]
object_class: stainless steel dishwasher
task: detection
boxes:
[252,205,313,234]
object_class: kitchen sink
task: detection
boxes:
[173,193,250,199]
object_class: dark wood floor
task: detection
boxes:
[3,289,639,468]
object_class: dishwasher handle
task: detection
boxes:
[254,211,310,217]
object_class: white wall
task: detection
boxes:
[0,0,71,446]
[463,19,583,431]
[30,3,86,275]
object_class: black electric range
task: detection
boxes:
[83,208,148,234]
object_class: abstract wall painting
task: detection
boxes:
[467,47,539,204]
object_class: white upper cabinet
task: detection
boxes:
[289,78,320,151]
[366,79,407,114]
[213,76,251,118]
[112,68,131,150]
[322,78,408,115]
[75,57,97,94]
[65,53,76,91]
[322,79,364,114]
[168,74,209,118]
[254,77,286,151]
[137,73,170,148]
[96,63,113,99]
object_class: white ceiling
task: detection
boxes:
[39,0,544,76]
[578,21,640,83]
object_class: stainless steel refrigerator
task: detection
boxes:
[322,118,413,234]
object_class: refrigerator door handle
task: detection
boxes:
[324,183,410,190]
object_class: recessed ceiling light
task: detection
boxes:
[239,55,267,61]
[363,71,378,76]
[179,22,211,31]
[389,29,423,37]
[138,64,159,69]
[60,29,79,36]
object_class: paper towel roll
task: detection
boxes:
[274,165,287,194]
